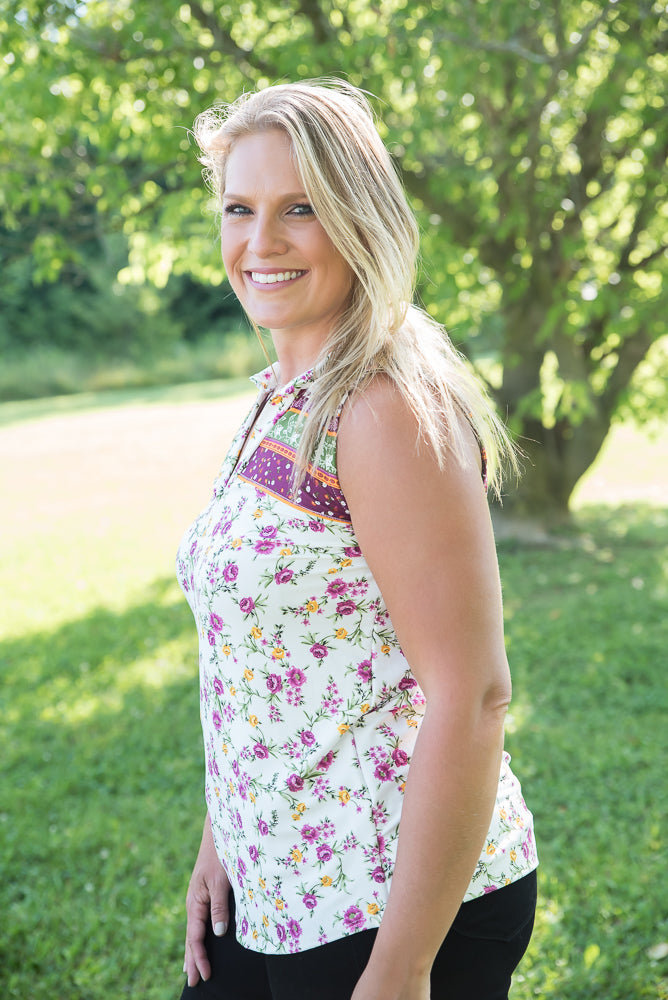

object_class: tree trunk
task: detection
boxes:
[492,414,611,537]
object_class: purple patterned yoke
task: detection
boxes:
[239,391,351,524]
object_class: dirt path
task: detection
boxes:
[1,391,255,547]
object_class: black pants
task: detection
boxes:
[179,869,537,1000]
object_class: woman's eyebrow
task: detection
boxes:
[222,191,309,201]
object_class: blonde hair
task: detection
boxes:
[193,78,517,496]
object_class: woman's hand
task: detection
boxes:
[183,814,231,987]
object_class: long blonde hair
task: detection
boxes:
[193,78,517,496]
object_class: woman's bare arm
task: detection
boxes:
[337,378,511,1000]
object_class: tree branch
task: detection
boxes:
[627,244,668,271]
[617,186,665,273]
[431,28,549,65]
[297,0,334,45]
[600,325,653,421]
[187,1,278,79]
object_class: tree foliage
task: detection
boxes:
[2,0,666,521]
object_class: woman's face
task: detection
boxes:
[221,129,353,367]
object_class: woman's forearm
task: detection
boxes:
[364,695,507,987]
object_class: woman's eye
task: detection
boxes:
[223,203,251,216]
[290,203,314,216]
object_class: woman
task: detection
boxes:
[176,79,537,1000]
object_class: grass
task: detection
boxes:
[1,383,667,999]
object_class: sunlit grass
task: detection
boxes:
[1,386,667,998]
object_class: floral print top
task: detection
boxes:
[176,362,538,955]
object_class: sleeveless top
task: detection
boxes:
[176,362,538,955]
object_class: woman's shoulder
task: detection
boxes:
[337,372,482,487]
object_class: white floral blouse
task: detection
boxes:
[176,363,538,955]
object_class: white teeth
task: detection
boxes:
[250,271,304,284]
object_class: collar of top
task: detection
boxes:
[249,357,327,397]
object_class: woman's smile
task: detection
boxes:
[246,269,308,286]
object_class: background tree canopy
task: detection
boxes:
[2,0,666,524]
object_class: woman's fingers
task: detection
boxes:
[210,878,231,938]
[184,890,213,986]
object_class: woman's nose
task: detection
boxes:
[248,214,287,257]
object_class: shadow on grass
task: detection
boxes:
[1,577,204,997]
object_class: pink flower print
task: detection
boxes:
[398,675,417,691]
[317,751,334,771]
[237,857,247,876]
[300,730,316,747]
[372,804,387,825]
[239,597,255,614]
[266,674,283,694]
[326,578,348,597]
[371,866,386,883]
[309,520,325,532]
[223,563,238,583]
[391,748,409,767]
[212,711,223,731]
[260,525,278,539]
[287,668,306,688]
[210,612,224,631]
[288,919,302,938]
[207,630,216,647]
[301,825,319,843]
[258,819,269,836]
[213,677,225,696]
[316,844,333,862]
[374,762,396,782]
[310,643,328,659]
[254,539,275,554]
[343,545,361,558]
[275,568,294,584]
[336,599,357,616]
[302,893,318,910]
[287,774,304,792]
[248,845,259,862]
[343,906,365,931]
[483,885,498,894]
[357,660,372,682]
[241,917,249,936]
[276,924,286,943]
[313,777,329,800]
[253,743,269,759]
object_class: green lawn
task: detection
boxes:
[1,384,667,998]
